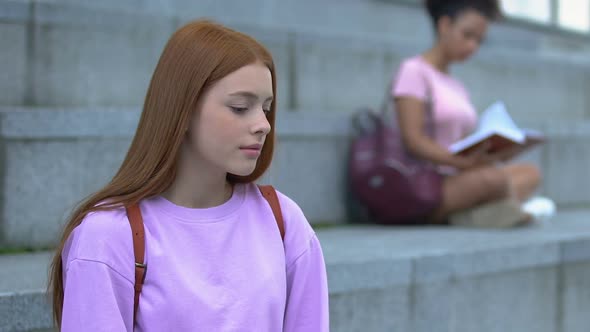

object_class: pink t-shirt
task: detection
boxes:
[61,183,329,331]
[392,56,478,150]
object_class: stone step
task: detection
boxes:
[1,0,590,121]
[2,209,590,331]
[0,252,53,332]
[1,107,590,248]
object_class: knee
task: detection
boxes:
[525,163,542,186]
[480,168,511,199]
[512,162,543,188]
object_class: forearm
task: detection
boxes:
[405,135,465,169]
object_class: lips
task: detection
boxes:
[240,144,262,151]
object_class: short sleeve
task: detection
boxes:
[275,190,330,331]
[392,59,428,101]
[283,235,329,332]
[60,208,137,331]
[62,259,134,332]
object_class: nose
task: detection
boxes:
[468,39,480,54]
[252,108,271,136]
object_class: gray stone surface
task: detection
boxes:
[327,258,412,293]
[455,52,590,120]
[3,0,590,118]
[0,107,140,138]
[560,262,590,332]
[2,108,590,248]
[0,0,293,108]
[0,109,355,248]
[0,252,53,332]
[293,33,590,119]
[0,252,51,293]
[3,1,590,330]
[1,137,131,247]
[0,1,30,22]
[0,23,26,105]
[6,0,589,59]
[293,34,402,112]
[544,134,590,206]
[2,209,590,331]
[329,286,410,332]
[561,238,590,264]
[411,281,454,332]
[320,210,590,332]
[0,291,52,332]
[268,137,349,224]
[0,210,590,332]
[452,267,558,332]
[31,6,174,107]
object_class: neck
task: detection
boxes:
[422,44,452,73]
[162,149,233,209]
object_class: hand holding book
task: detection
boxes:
[449,102,545,161]
[452,141,503,170]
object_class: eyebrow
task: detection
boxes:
[228,91,273,102]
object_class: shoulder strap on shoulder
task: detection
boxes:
[257,185,285,241]
[125,204,147,326]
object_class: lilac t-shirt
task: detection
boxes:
[61,183,329,331]
[392,56,478,150]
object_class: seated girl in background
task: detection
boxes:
[392,0,555,227]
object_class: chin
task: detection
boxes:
[456,53,475,62]
[227,165,257,177]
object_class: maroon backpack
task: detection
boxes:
[348,78,443,224]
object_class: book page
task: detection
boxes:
[522,128,545,141]
[477,101,525,143]
[449,101,526,154]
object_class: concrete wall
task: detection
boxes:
[2,109,590,248]
[323,212,590,332]
[2,0,590,119]
[2,0,590,248]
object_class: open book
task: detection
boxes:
[449,101,545,156]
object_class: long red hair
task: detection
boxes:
[48,19,277,327]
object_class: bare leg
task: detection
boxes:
[430,166,511,222]
[430,163,542,223]
[502,163,541,202]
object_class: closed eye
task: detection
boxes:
[230,107,248,113]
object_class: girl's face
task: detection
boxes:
[438,9,489,62]
[186,62,273,177]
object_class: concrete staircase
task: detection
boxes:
[3,1,590,249]
[3,209,590,332]
[2,107,590,249]
[3,0,590,331]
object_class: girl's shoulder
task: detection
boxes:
[62,206,134,279]
[398,56,430,75]
[245,183,317,265]
[244,183,310,232]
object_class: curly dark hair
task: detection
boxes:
[425,0,501,25]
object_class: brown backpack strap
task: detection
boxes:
[258,185,285,240]
[125,204,147,326]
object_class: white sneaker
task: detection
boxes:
[521,196,556,224]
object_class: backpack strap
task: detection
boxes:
[125,204,147,326]
[257,185,285,240]
[125,185,284,325]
